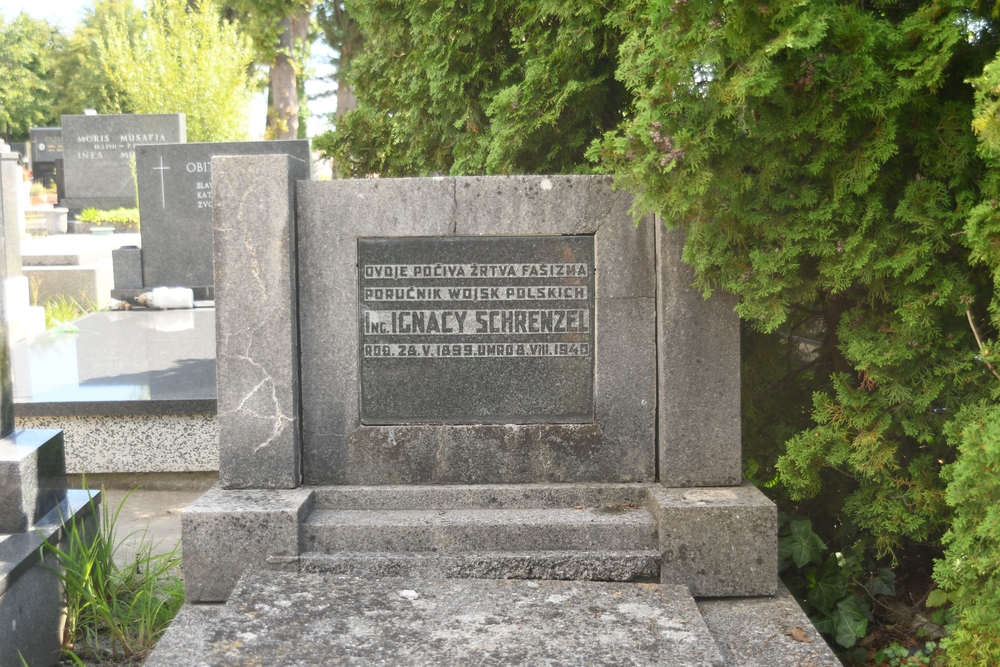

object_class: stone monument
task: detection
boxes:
[112,140,310,301]
[29,127,63,190]
[60,114,186,217]
[147,157,839,666]
[0,142,99,667]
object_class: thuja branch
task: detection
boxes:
[965,308,1000,382]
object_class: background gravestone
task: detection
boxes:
[29,128,62,189]
[60,114,186,217]
[131,140,309,298]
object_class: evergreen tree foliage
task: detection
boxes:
[314,0,627,176]
[589,0,998,559]
[99,0,253,142]
[929,50,1000,664]
[0,12,61,140]
[935,401,1000,665]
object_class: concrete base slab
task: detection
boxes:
[697,582,841,666]
[148,573,843,667]
[145,603,223,667]
[182,483,778,601]
[154,571,726,666]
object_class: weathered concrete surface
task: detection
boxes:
[656,224,742,487]
[697,582,841,667]
[295,175,656,485]
[144,603,223,667]
[649,482,777,597]
[311,482,649,510]
[295,550,660,582]
[159,572,726,666]
[212,155,309,489]
[146,573,841,667]
[181,485,313,602]
[304,506,657,552]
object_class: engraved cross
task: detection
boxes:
[153,156,170,209]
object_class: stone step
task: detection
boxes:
[311,482,650,510]
[149,570,729,667]
[302,506,658,553]
[294,549,661,582]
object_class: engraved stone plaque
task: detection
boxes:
[359,236,595,424]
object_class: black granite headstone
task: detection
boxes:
[29,128,62,164]
[359,236,595,424]
[134,140,310,295]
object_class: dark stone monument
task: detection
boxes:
[114,140,309,300]
[29,128,63,163]
[60,114,186,217]
[29,127,63,190]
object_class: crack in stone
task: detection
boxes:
[450,178,458,235]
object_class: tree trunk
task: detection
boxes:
[266,8,310,140]
[335,80,357,117]
[335,43,357,117]
[821,291,854,376]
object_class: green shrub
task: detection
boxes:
[77,207,139,226]
[42,486,184,662]
[932,401,1000,666]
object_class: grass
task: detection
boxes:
[77,208,140,228]
[41,485,184,664]
[43,295,91,331]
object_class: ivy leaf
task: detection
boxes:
[810,615,834,635]
[781,518,827,568]
[832,598,868,648]
[864,568,896,597]
[808,556,848,611]
[926,589,949,608]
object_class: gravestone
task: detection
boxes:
[29,128,63,189]
[152,157,839,666]
[60,114,186,217]
[0,140,97,667]
[117,140,309,300]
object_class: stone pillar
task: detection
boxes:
[656,223,742,487]
[0,144,21,436]
[212,154,309,489]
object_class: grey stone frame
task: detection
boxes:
[295,175,656,485]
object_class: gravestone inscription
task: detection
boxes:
[133,140,309,295]
[359,236,595,424]
[61,114,186,215]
